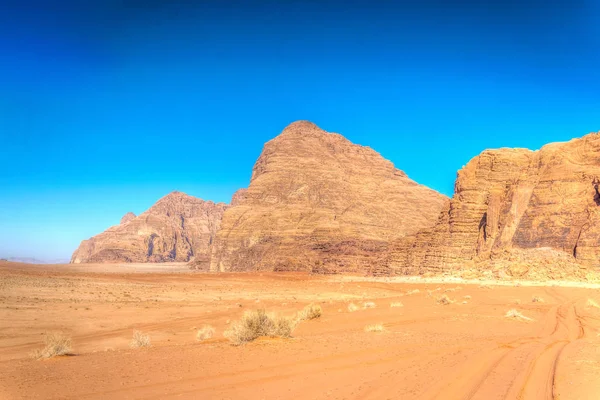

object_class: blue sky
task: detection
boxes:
[1,0,599,260]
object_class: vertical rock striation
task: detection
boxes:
[388,131,600,279]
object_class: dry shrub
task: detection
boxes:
[297,304,322,321]
[479,284,492,289]
[437,294,454,305]
[363,302,376,309]
[463,295,472,300]
[532,296,544,303]
[347,303,359,312]
[390,302,404,308]
[130,330,151,348]
[406,289,420,295]
[224,309,296,346]
[31,332,72,359]
[505,309,532,321]
[587,299,600,309]
[196,325,215,341]
[364,324,384,332]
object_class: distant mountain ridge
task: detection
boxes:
[1,257,70,264]
[68,121,600,281]
[71,191,228,265]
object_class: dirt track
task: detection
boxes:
[1,261,600,399]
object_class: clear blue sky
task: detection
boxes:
[1,0,599,260]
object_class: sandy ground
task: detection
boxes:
[1,261,600,399]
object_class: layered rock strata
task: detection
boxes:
[388,132,600,280]
[71,192,227,264]
[210,121,449,273]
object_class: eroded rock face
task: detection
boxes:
[210,121,449,273]
[388,131,600,279]
[230,188,248,206]
[120,212,136,225]
[71,192,227,264]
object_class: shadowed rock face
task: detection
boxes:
[71,192,227,264]
[209,121,449,273]
[388,131,600,279]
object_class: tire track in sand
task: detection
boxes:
[418,297,587,400]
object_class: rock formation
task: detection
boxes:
[71,192,227,264]
[209,121,449,273]
[120,212,136,225]
[388,131,600,280]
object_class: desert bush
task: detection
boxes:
[31,332,72,359]
[437,294,454,305]
[347,303,359,312]
[363,302,376,309]
[406,289,420,295]
[505,309,532,321]
[224,309,296,346]
[390,302,404,308]
[273,315,296,338]
[364,323,384,332]
[130,330,151,348]
[297,304,322,321]
[532,296,544,303]
[463,295,472,300]
[587,299,600,309]
[196,325,215,341]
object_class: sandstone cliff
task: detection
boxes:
[209,121,449,273]
[388,131,600,280]
[71,192,227,264]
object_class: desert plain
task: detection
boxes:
[2,260,600,399]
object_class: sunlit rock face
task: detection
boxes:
[71,192,227,264]
[210,121,448,273]
[388,131,600,280]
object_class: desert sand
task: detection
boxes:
[1,260,600,399]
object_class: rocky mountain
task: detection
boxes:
[71,192,227,264]
[209,121,449,273]
[388,131,600,280]
[120,212,136,225]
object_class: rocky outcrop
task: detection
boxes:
[209,121,449,273]
[71,192,227,264]
[388,131,600,280]
[120,212,136,225]
[230,189,248,206]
